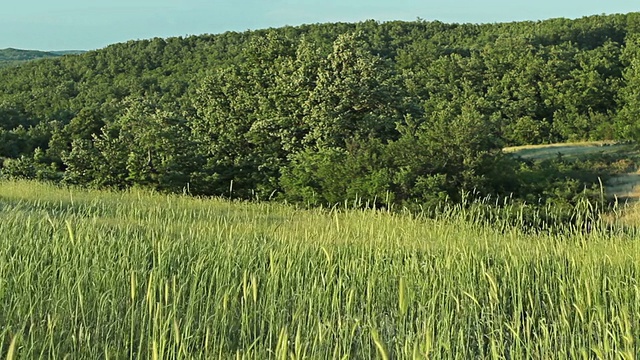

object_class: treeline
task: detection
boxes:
[2,13,640,208]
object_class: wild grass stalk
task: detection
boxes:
[0,180,638,358]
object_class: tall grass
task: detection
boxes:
[0,180,638,358]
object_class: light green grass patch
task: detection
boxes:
[0,180,638,358]
[503,141,632,160]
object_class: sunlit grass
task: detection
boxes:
[503,141,634,161]
[0,180,638,358]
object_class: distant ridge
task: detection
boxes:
[49,50,87,56]
[0,48,86,68]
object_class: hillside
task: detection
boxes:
[49,50,86,56]
[0,48,59,61]
[0,48,58,68]
[2,13,640,210]
[0,180,638,358]
[0,48,85,68]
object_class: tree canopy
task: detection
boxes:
[1,13,639,208]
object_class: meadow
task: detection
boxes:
[0,180,638,359]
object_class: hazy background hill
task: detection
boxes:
[0,48,86,68]
[1,13,640,210]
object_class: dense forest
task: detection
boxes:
[2,13,640,209]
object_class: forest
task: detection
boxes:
[2,13,640,211]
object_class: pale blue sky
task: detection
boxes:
[1,0,638,51]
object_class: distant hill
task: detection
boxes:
[49,50,87,56]
[0,48,85,68]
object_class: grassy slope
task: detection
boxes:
[503,141,630,160]
[505,141,640,201]
[0,180,638,358]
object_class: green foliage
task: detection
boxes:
[62,98,202,192]
[1,13,640,208]
[616,34,640,140]
[303,32,404,148]
[1,148,62,182]
[281,140,393,206]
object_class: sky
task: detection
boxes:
[1,0,638,51]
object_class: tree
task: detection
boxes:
[615,34,640,140]
[191,33,296,198]
[63,98,202,192]
[302,32,405,149]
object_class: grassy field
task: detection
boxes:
[0,180,639,359]
[502,141,628,160]
[505,141,640,202]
